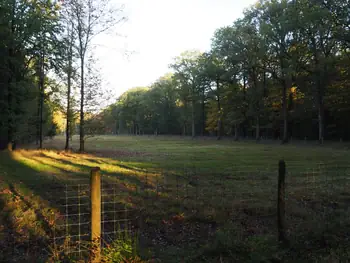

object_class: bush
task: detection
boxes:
[102,230,146,263]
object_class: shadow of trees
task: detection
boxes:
[0,150,216,262]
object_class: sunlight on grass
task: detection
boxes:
[11,149,161,186]
[42,135,350,173]
[0,178,60,251]
[12,151,61,174]
[1,137,350,262]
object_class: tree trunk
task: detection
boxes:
[234,124,239,141]
[65,90,71,151]
[65,24,73,151]
[79,56,85,152]
[39,52,44,149]
[36,86,40,145]
[282,82,288,144]
[311,37,325,144]
[7,47,14,150]
[318,93,324,144]
[5,1,16,150]
[191,99,195,138]
[216,79,221,140]
[39,81,44,149]
[65,66,72,150]
[118,117,123,134]
[201,88,205,136]
[242,75,247,138]
[252,67,260,142]
[256,116,260,141]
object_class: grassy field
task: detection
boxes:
[41,135,350,172]
[1,135,350,262]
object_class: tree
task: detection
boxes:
[170,50,203,138]
[211,25,248,140]
[200,52,227,139]
[294,0,339,143]
[116,87,149,135]
[60,4,77,150]
[97,0,350,143]
[69,0,125,151]
[0,0,62,150]
[35,2,62,149]
[147,74,180,135]
[252,0,297,143]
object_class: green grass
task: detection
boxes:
[46,135,350,172]
[1,135,350,262]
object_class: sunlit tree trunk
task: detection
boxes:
[79,55,85,152]
[65,22,74,151]
[39,51,44,149]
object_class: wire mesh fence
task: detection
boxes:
[285,163,350,246]
[100,178,133,244]
[50,182,91,260]
[45,161,350,261]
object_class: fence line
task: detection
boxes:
[46,160,350,261]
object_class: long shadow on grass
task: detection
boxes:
[41,154,153,189]
[0,194,19,262]
[1,151,217,262]
[29,156,90,181]
[9,150,344,263]
[8,183,52,236]
[43,151,156,175]
[0,175,54,262]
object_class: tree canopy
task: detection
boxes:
[1,0,350,150]
[101,0,350,142]
[0,0,124,150]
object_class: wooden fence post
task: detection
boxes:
[90,167,101,262]
[278,160,286,244]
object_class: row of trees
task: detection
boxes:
[0,0,124,151]
[101,0,350,142]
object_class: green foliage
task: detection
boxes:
[0,0,63,148]
[2,0,350,145]
[102,230,142,263]
[46,122,58,138]
[98,0,350,142]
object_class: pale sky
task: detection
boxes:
[93,0,257,102]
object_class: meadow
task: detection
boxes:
[1,135,350,262]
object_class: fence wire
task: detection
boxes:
[47,163,350,260]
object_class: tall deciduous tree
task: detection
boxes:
[200,52,227,139]
[295,0,338,143]
[60,2,77,151]
[253,0,296,143]
[171,50,203,138]
[69,0,125,152]
[0,0,62,150]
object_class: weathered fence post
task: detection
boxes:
[278,160,286,244]
[90,167,101,262]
